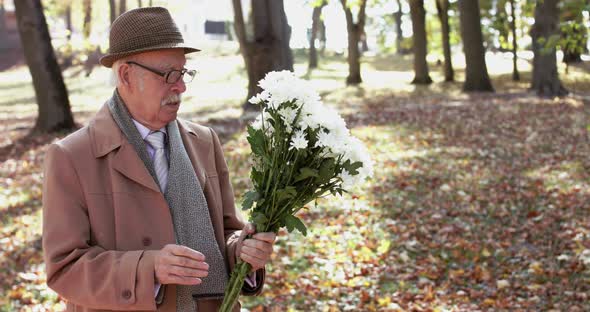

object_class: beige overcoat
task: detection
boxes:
[42,103,263,312]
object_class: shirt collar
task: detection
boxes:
[131,119,167,140]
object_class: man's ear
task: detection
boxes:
[118,63,131,87]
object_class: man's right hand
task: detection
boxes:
[154,244,209,285]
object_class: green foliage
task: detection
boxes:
[246,125,266,158]
[285,215,308,236]
[294,167,320,183]
[241,190,260,211]
[559,21,587,55]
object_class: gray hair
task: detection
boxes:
[109,59,124,87]
[110,57,144,91]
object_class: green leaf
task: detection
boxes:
[343,160,363,175]
[247,125,266,156]
[318,158,336,183]
[294,167,319,183]
[241,190,260,211]
[285,215,307,236]
[250,212,268,228]
[251,168,264,188]
[276,186,297,203]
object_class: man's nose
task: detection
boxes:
[171,78,186,93]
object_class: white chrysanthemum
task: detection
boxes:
[251,114,274,135]
[315,130,332,149]
[259,71,319,110]
[340,170,355,190]
[314,128,347,156]
[255,70,373,187]
[341,136,374,184]
[258,71,325,131]
[278,107,298,133]
[251,116,262,130]
[289,130,308,150]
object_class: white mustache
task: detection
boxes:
[161,94,181,106]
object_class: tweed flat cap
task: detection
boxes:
[100,7,199,67]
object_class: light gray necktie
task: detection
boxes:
[145,131,168,192]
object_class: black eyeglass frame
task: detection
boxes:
[126,61,196,84]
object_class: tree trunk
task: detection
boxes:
[409,0,432,84]
[531,0,568,97]
[394,0,403,54]
[563,49,582,64]
[232,0,294,111]
[137,0,142,8]
[119,0,127,16]
[318,19,326,55]
[109,0,116,24]
[0,0,6,35]
[65,2,72,41]
[436,0,453,81]
[309,1,326,69]
[458,0,494,92]
[509,0,519,81]
[14,0,75,133]
[83,0,92,39]
[360,31,369,52]
[149,0,153,7]
[340,0,367,85]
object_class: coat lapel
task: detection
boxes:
[178,119,208,189]
[112,142,161,192]
[89,103,160,193]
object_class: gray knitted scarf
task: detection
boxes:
[107,90,228,311]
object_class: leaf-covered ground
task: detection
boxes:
[1,48,589,311]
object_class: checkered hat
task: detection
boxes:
[99,7,199,67]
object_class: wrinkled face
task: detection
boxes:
[119,49,187,130]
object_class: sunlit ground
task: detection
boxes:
[1,42,589,311]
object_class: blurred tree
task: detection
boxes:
[436,0,453,81]
[62,0,74,68]
[309,0,328,69]
[560,1,588,65]
[65,1,72,41]
[361,31,369,52]
[83,0,92,39]
[409,0,432,84]
[318,15,327,55]
[138,0,143,8]
[394,0,404,54]
[14,0,75,133]
[458,0,493,92]
[110,0,116,24]
[232,0,294,111]
[340,0,367,85]
[509,0,519,81]
[119,0,127,16]
[0,0,5,36]
[531,0,568,96]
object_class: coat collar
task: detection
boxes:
[88,101,204,192]
[88,103,199,158]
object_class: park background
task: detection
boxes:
[0,0,589,311]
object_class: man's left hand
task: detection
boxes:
[236,224,277,271]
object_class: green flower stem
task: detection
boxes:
[219,261,252,312]
[221,220,275,312]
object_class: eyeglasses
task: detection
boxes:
[126,61,197,84]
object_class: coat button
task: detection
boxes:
[142,237,152,246]
[122,289,132,299]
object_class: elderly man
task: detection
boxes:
[42,7,275,312]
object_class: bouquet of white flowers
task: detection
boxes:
[220,71,373,311]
